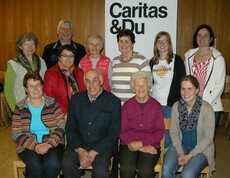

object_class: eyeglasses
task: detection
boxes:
[27,84,42,90]
[157,40,169,44]
[61,54,75,59]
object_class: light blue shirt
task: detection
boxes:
[28,101,49,143]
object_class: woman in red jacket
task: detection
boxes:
[43,44,85,115]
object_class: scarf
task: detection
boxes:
[13,53,41,72]
[58,62,79,96]
[178,95,202,132]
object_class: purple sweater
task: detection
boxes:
[120,96,165,148]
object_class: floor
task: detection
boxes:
[0,115,230,178]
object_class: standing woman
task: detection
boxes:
[111,29,151,105]
[149,31,186,148]
[4,33,47,111]
[79,34,112,92]
[43,44,85,115]
[12,71,65,178]
[185,24,226,126]
[162,75,215,177]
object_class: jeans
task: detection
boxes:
[18,144,64,178]
[119,144,160,178]
[162,145,208,178]
[215,112,220,127]
[62,147,112,178]
[162,105,172,148]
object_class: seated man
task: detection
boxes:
[62,69,121,178]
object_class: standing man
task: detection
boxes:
[42,19,86,68]
[62,69,121,178]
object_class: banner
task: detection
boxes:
[105,0,178,60]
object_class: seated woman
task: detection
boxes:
[43,44,85,115]
[162,75,215,178]
[79,34,112,92]
[12,71,65,178]
[119,71,165,178]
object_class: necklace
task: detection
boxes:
[121,51,135,62]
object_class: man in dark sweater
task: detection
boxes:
[42,20,86,68]
[62,69,121,178]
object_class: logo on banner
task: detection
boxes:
[109,2,168,34]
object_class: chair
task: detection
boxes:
[13,154,25,178]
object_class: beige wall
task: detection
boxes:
[0,0,229,74]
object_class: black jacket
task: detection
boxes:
[42,40,86,69]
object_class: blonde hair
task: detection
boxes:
[130,71,152,92]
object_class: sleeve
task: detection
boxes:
[12,107,39,150]
[47,101,66,147]
[141,103,165,147]
[43,71,55,98]
[184,53,191,75]
[107,61,113,88]
[91,98,122,154]
[190,103,215,156]
[140,59,151,72]
[119,102,135,144]
[4,63,17,111]
[65,95,86,150]
[176,55,186,80]
[170,102,183,154]
[204,55,226,107]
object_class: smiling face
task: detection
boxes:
[134,78,149,103]
[156,35,169,55]
[196,28,213,48]
[57,23,73,42]
[20,40,36,57]
[58,49,75,69]
[118,36,134,55]
[84,70,103,100]
[180,81,199,105]
[25,79,43,100]
[87,38,103,56]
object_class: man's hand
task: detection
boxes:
[88,150,99,163]
[139,145,157,154]
[77,148,91,168]
[128,141,143,152]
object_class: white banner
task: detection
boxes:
[105,0,178,60]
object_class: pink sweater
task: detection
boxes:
[120,96,165,148]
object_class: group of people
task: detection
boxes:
[6,19,226,178]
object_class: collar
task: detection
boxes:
[52,40,78,49]
[87,87,103,103]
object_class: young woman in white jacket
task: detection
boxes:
[184,24,226,126]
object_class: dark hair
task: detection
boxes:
[16,33,38,54]
[58,44,76,57]
[23,71,43,88]
[116,29,135,44]
[193,24,215,48]
[181,75,200,89]
[151,31,174,65]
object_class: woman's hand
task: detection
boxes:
[139,145,157,154]
[35,143,50,155]
[128,141,143,152]
[178,152,192,165]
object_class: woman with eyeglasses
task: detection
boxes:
[4,33,47,112]
[12,71,65,178]
[43,44,85,115]
[149,31,186,149]
[184,24,226,126]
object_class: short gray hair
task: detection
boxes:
[57,20,73,32]
[84,69,103,82]
[87,34,104,46]
[16,33,38,54]
[130,71,152,92]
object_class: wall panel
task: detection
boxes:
[0,0,229,75]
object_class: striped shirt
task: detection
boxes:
[111,52,151,105]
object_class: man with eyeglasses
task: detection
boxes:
[42,19,86,69]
